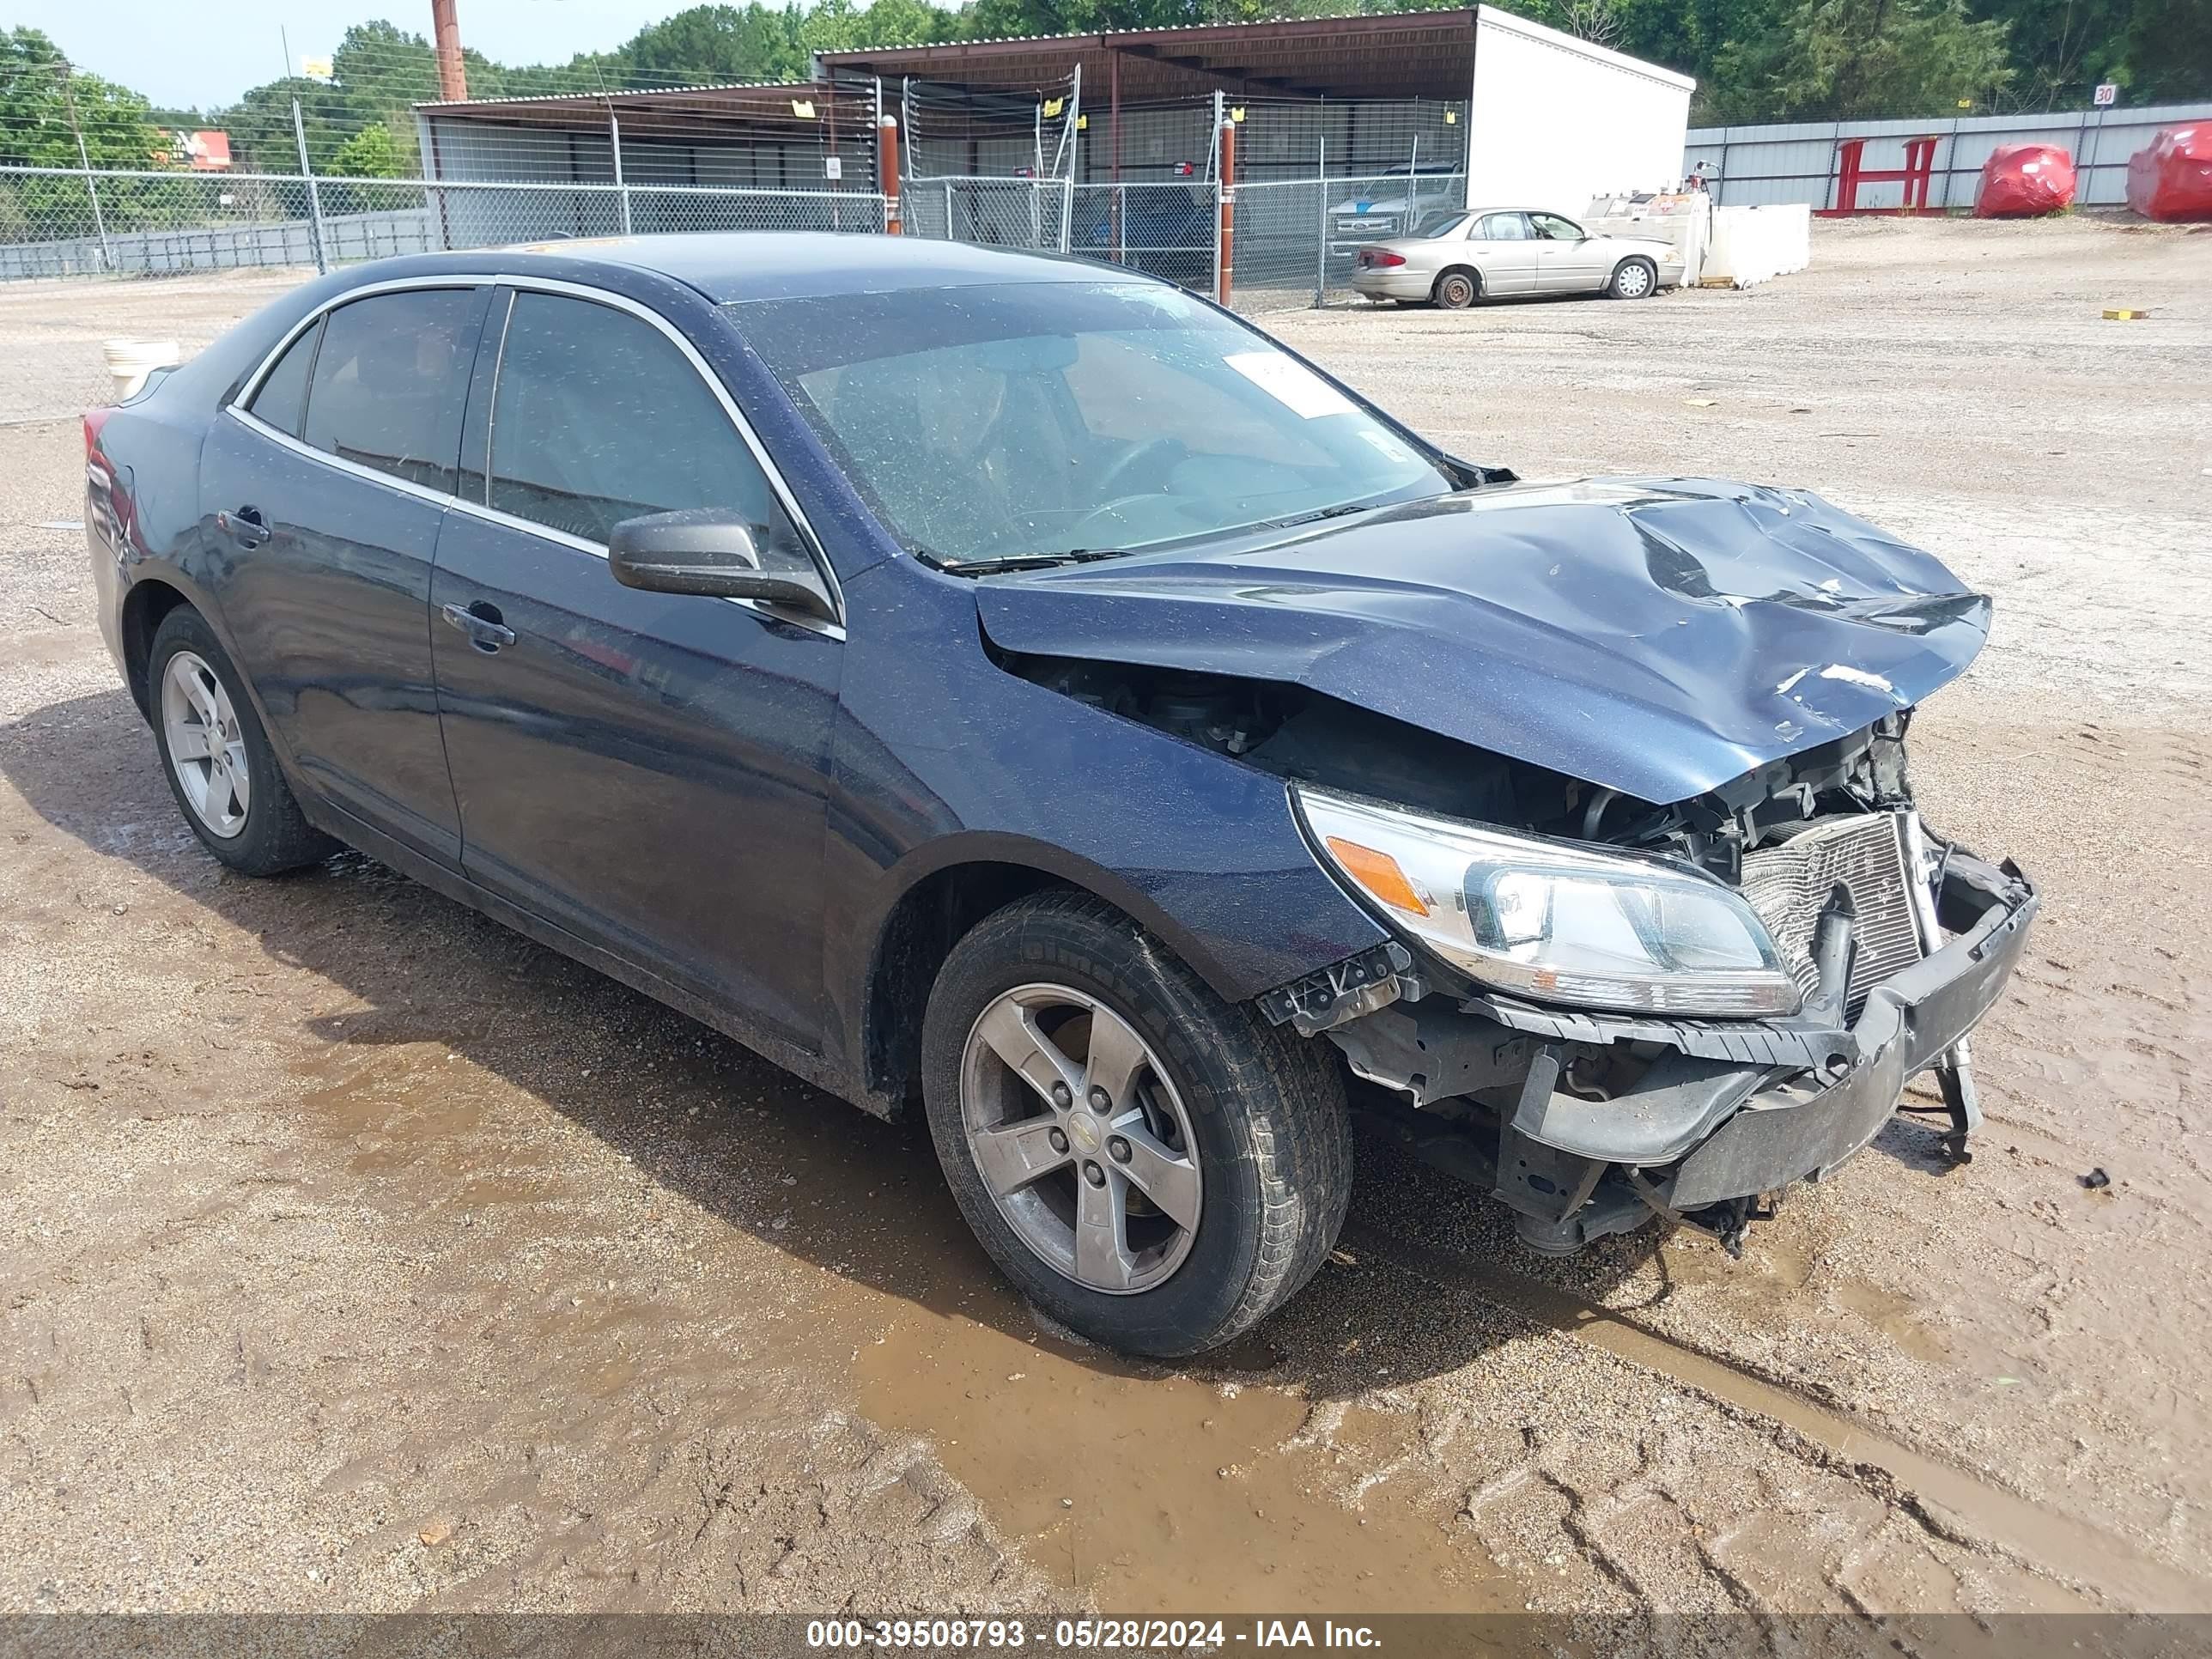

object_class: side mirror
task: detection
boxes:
[608,508,836,622]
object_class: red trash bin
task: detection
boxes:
[1973,143,2077,216]
[2126,125,2212,222]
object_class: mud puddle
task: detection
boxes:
[851,1297,1504,1613]
[809,1143,1515,1612]
[290,1038,1519,1615]
[1345,1221,2212,1613]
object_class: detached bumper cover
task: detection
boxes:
[1662,849,2036,1207]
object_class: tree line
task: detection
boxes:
[4,0,2209,187]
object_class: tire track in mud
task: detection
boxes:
[1340,1220,2212,1613]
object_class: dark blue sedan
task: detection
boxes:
[84,234,2036,1354]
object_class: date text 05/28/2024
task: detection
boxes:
[807,1619,1384,1650]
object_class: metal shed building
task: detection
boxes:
[414,81,883,248]
[820,7,1695,207]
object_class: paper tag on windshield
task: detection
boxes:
[1224,351,1356,419]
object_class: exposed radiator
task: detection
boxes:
[1740,812,1927,1018]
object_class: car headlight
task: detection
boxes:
[1297,788,1799,1018]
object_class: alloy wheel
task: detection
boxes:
[1616,262,1652,298]
[161,650,252,839]
[958,983,1202,1295]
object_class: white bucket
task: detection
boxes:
[103,338,182,402]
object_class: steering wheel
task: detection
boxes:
[1091,435,1187,502]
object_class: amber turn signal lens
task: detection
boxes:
[1324,836,1430,916]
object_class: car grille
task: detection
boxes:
[1739,813,1927,1018]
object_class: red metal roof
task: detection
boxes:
[817,11,1480,102]
[414,80,855,143]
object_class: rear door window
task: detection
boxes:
[301,288,483,495]
[1479,213,1532,240]
[485,290,779,547]
[246,319,320,437]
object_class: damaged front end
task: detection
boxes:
[1263,718,2039,1258]
[976,476,2036,1258]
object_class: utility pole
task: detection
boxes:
[294,99,327,275]
[432,0,468,102]
[58,66,114,272]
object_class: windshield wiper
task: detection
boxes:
[939,547,1133,574]
[1262,500,1392,532]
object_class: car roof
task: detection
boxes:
[441,231,1133,304]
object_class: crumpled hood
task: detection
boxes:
[974,477,1990,804]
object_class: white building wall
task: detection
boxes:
[1465,7,1695,211]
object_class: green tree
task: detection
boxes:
[620,4,809,83]
[1,26,163,167]
[0,26,180,240]
[2115,0,2212,104]
[1962,0,2130,108]
[213,76,357,171]
[1707,0,2014,121]
[329,121,404,177]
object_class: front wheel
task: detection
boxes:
[1607,258,1656,300]
[921,891,1352,1357]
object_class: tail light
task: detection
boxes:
[83,405,112,463]
[1361,249,1407,269]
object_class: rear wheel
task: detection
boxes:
[921,891,1352,1357]
[1607,258,1656,300]
[149,606,335,875]
[1433,268,1480,309]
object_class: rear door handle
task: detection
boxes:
[218,506,270,548]
[441,600,516,653]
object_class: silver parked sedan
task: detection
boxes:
[1351,207,1685,307]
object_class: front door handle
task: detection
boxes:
[218,505,270,548]
[441,600,516,653]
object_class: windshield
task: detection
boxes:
[733,281,1455,568]
[1413,210,1470,238]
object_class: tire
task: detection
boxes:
[148,605,336,876]
[921,890,1352,1357]
[1432,268,1480,309]
[1607,258,1656,300]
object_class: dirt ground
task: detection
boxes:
[2,215,2209,1629]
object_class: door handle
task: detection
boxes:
[218,505,270,548]
[441,600,516,653]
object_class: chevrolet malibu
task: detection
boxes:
[84,235,2035,1357]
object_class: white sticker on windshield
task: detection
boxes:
[1224,350,1357,419]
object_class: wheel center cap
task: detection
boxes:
[1067,1113,1103,1156]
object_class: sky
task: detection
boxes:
[12,0,673,112]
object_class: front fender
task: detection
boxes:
[818,561,1391,1077]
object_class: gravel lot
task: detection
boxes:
[2,216,2209,1626]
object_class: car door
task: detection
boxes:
[1468,212,1538,295]
[1531,212,1609,292]
[428,285,842,1050]
[204,283,489,864]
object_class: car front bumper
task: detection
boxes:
[1325,846,2039,1250]
[1662,848,2036,1206]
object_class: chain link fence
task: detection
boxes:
[3,84,1462,311]
[903,176,1069,254]
[1231,171,1469,310]
[0,162,884,281]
